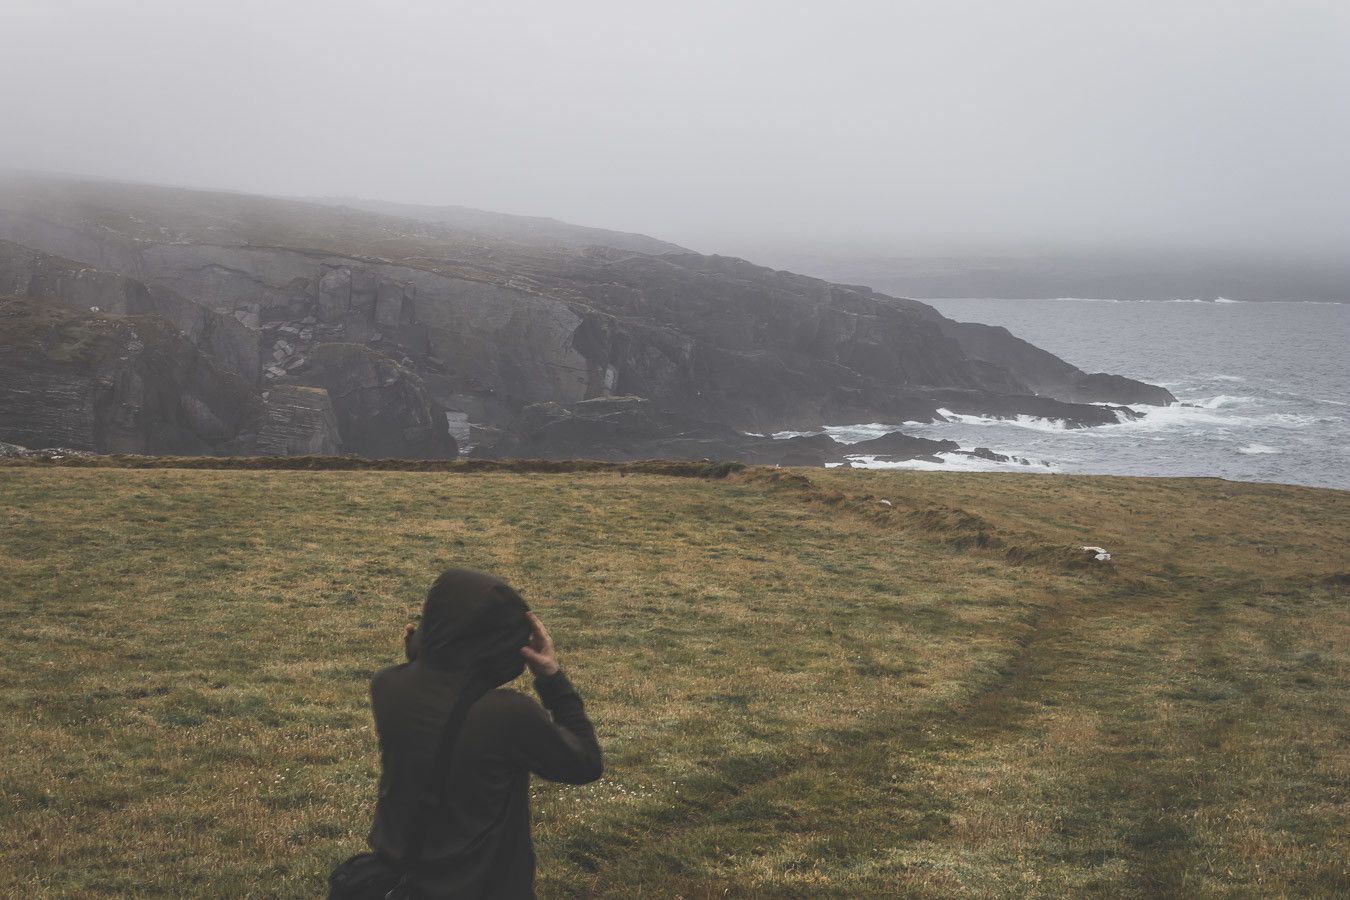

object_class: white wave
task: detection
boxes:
[770,423,932,444]
[824,423,914,443]
[776,395,1330,456]
[935,408,1072,432]
[841,451,1056,473]
[1213,297,1241,304]
[769,423,932,444]
[1106,402,1322,432]
[1211,374,1246,382]
[1189,395,1259,409]
[1236,443,1283,455]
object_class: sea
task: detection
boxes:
[785,299,1349,490]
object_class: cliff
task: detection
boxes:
[0,296,448,458]
[284,343,457,459]
[0,239,260,381]
[0,295,261,454]
[0,174,1175,459]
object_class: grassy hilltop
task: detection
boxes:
[0,463,1346,898]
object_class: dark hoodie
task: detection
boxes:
[367,569,602,899]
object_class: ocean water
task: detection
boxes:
[807,299,1348,490]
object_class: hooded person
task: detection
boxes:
[358,569,602,899]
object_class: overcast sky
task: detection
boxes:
[2,1,1346,257]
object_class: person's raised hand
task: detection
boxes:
[520,611,560,677]
[403,623,418,662]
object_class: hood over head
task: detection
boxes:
[414,568,531,685]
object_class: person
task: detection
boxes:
[344,568,602,899]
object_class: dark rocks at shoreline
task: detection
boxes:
[957,446,1047,467]
[480,396,973,467]
[845,430,961,458]
[924,389,1131,427]
[1072,372,1173,407]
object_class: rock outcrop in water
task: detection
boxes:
[0,175,1174,459]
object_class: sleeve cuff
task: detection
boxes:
[533,668,575,700]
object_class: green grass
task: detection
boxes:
[0,465,1346,897]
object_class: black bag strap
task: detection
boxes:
[401,671,494,869]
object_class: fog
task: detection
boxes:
[2,0,1346,257]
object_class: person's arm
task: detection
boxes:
[505,669,602,783]
[510,612,603,784]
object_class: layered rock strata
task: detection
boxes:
[0,240,259,381]
[0,296,260,454]
[254,385,341,456]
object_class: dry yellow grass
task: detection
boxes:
[0,465,1345,897]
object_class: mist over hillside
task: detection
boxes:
[316,196,686,256]
[4,3,1347,265]
[733,247,1350,303]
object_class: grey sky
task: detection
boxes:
[2,0,1347,256]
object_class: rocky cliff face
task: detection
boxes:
[0,295,446,458]
[933,317,1173,405]
[0,240,260,381]
[0,175,1175,460]
[0,296,261,454]
[254,385,341,456]
[284,344,457,458]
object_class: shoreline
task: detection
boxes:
[1,453,1345,495]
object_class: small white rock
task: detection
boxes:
[1082,545,1111,562]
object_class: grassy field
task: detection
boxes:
[0,463,1345,898]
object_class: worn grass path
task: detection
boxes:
[0,465,1345,897]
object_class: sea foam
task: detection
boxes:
[1108,401,1325,432]
[935,409,1072,432]
[769,423,927,444]
[838,451,1055,473]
